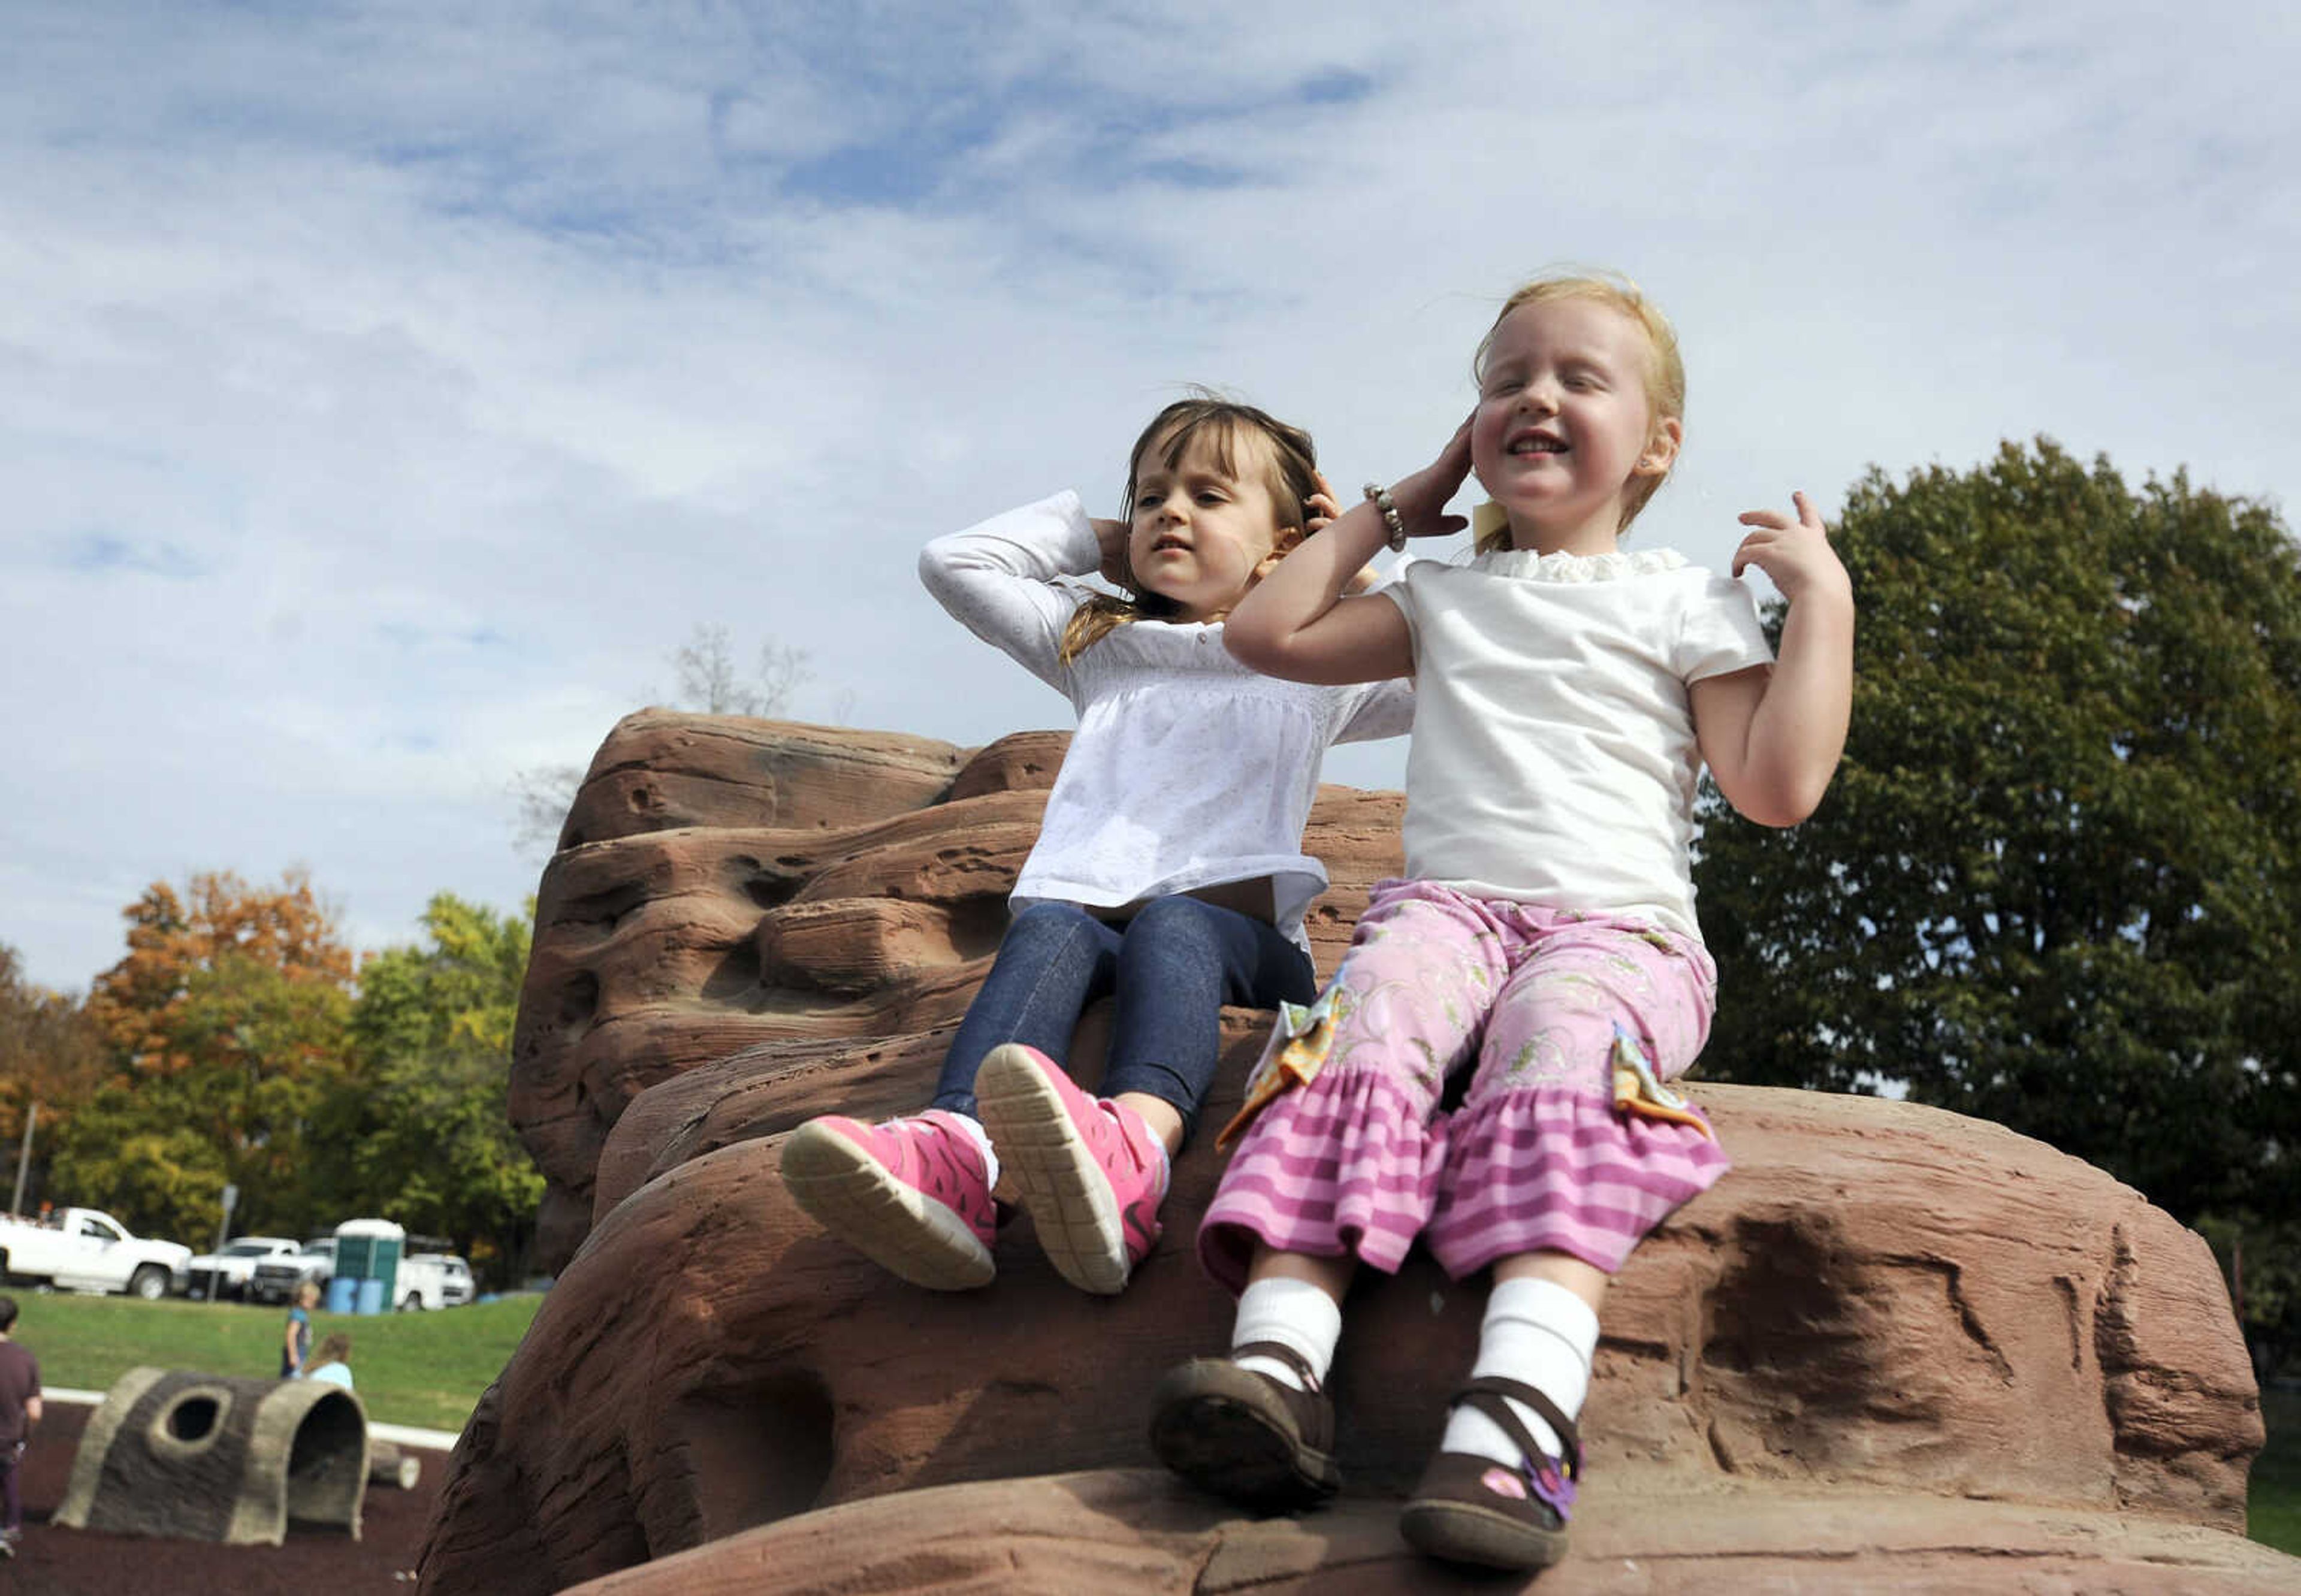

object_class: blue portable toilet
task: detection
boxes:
[331,1219,404,1317]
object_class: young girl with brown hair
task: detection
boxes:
[782,396,1410,1297]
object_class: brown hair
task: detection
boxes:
[1058,394,1321,663]
[310,1332,352,1368]
[1471,271,1687,552]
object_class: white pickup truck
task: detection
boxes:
[0,1207,192,1300]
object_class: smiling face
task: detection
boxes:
[1470,294,1681,554]
[1125,422,1299,624]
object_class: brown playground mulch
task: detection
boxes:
[1,1401,443,1595]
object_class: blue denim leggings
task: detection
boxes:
[932,896,1318,1148]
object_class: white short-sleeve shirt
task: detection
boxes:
[920,492,1413,953]
[1381,545,1774,942]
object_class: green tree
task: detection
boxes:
[336,893,544,1281]
[1695,440,2300,1272]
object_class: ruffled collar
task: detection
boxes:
[1475,545,1687,584]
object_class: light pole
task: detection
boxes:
[8,1101,34,1216]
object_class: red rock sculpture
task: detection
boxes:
[431,712,2280,1595]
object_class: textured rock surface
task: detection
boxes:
[432,1057,2269,1594]
[443,714,2281,1596]
[555,1474,2301,1596]
[512,712,1400,1266]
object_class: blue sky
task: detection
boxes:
[4,2,2295,990]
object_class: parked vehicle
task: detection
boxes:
[395,1253,476,1311]
[248,1237,336,1305]
[0,1207,192,1300]
[183,1235,302,1301]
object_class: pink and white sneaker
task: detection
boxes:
[780,1110,998,1290]
[973,1044,1171,1295]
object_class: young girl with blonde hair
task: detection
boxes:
[782,397,1410,1297]
[1152,274,1855,1571]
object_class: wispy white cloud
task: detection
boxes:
[2,1,2293,989]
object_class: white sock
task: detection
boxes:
[929,1110,999,1192]
[1228,1275,1343,1392]
[1441,1276,1598,1467]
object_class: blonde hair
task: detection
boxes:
[1059,395,1320,664]
[1471,271,1686,553]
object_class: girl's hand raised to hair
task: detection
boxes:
[1387,415,1476,540]
[1733,492,1851,606]
[1090,517,1132,587]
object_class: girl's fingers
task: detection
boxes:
[1439,414,1475,466]
[1731,528,1777,578]
[1744,494,1829,534]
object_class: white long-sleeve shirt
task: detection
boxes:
[920,491,1412,954]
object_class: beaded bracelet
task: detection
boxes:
[1362,482,1408,552]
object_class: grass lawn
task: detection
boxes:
[5,1290,542,1432]
[2254,1382,2301,1556]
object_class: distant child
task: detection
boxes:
[1152,273,1855,1571]
[0,1295,40,1559]
[781,396,1411,1295]
[303,1332,355,1391]
[281,1280,319,1378]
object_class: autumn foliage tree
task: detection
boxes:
[86,869,354,1075]
[0,945,108,1210]
[55,870,357,1241]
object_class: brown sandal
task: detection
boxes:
[1148,1340,1342,1510]
[1397,1375,1580,1570]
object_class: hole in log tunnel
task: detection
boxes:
[666,1370,835,1539]
[284,1392,367,1530]
[166,1394,221,1443]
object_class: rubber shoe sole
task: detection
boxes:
[780,1120,995,1291]
[974,1044,1138,1295]
[1148,1358,1342,1511]
[1399,1485,1569,1571]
